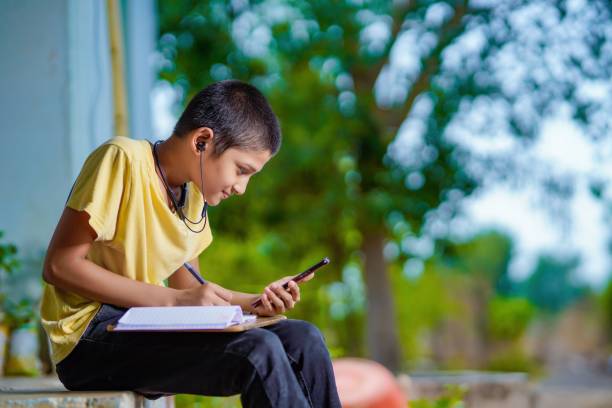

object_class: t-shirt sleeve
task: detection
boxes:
[66,144,131,242]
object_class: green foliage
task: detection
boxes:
[410,232,543,371]
[486,347,541,376]
[487,296,535,341]
[3,298,38,328]
[391,264,456,364]
[157,0,610,369]
[523,254,588,314]
[157,0,484,306]
[175,394,240,408]
[411,384,466,408]
[438,231,513,284]
[0,231,43,328]
[0,230,20,276]
[600,278,612,343]
[0,230,21,321]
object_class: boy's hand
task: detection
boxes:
[174,282,233,306]
[251,274,315,316]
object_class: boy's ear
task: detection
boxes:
[196,127,214,141]
[193,127,214,152]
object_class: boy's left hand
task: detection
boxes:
[252,274,314,316]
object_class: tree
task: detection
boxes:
[435,231,514,365]
[157,0,611,371]
[601,278,612,343]
[524,254,587,314]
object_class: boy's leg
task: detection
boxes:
[264,320,342,408]
[55,304,309,408]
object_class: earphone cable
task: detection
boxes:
[152,141,208,233]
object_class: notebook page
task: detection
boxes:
[116,306,250,330]
[239,314,257,324]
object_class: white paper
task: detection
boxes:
[113,306,257,331]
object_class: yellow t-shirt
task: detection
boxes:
[40,136,213,364]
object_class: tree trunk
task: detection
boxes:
[362,231,403,372]
[472,279,490,367]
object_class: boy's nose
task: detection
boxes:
[232,182,247,196]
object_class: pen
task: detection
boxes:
[183,262,207,285]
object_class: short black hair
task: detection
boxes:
[173,80,281,157]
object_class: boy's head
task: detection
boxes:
[173,80,281,157]
[171,80,281,206]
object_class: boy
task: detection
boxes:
[40,80,341,407]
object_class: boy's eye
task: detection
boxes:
[238,167,247,175]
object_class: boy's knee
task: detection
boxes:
[253,329,285,355]
[231,328,285,362]
[284,320,328,356]
[291,320,325,343]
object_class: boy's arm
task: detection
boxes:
[167,260,259,312]
[167,258,202,290]
[43,208,231,308]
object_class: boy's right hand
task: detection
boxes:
[174,283,233,306]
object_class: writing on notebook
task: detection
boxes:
[113,306,257,331]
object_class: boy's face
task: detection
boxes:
[200,146,272,206]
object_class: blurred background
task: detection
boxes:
[1,0,611,407]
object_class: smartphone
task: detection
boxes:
[251,257,330,308]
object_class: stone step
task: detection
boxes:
[400,371,532,407]
[0,376,174,408]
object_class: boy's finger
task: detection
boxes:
[264,292,276,314]
[297,273,315,283]
[254,307,269,317]
[288,281,300,302]
[261,293,273,312]
[266,287,286,312]
[211,293,230,306]
[286,281,299,300]
[215,286,233,302]
[280,277,293,285]
[272,284,294,308]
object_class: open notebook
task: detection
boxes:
[109,306,262,332]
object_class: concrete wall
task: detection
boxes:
[0,0,155,298]
[0,1,93,254]
[123,0,157,141]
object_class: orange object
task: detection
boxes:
[332,358,408,408]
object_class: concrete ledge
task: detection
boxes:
[533,386,612,408]
[399,371,531,408]
[1,391,139,408]
[0,376,67,394]
[0,377,174,408]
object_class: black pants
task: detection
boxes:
[56,304,341,408]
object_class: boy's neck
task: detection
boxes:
[155,136,190,189]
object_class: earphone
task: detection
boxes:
[153,140,209,233]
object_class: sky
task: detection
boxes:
[385,0,612,288]
[458,115,611,288]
